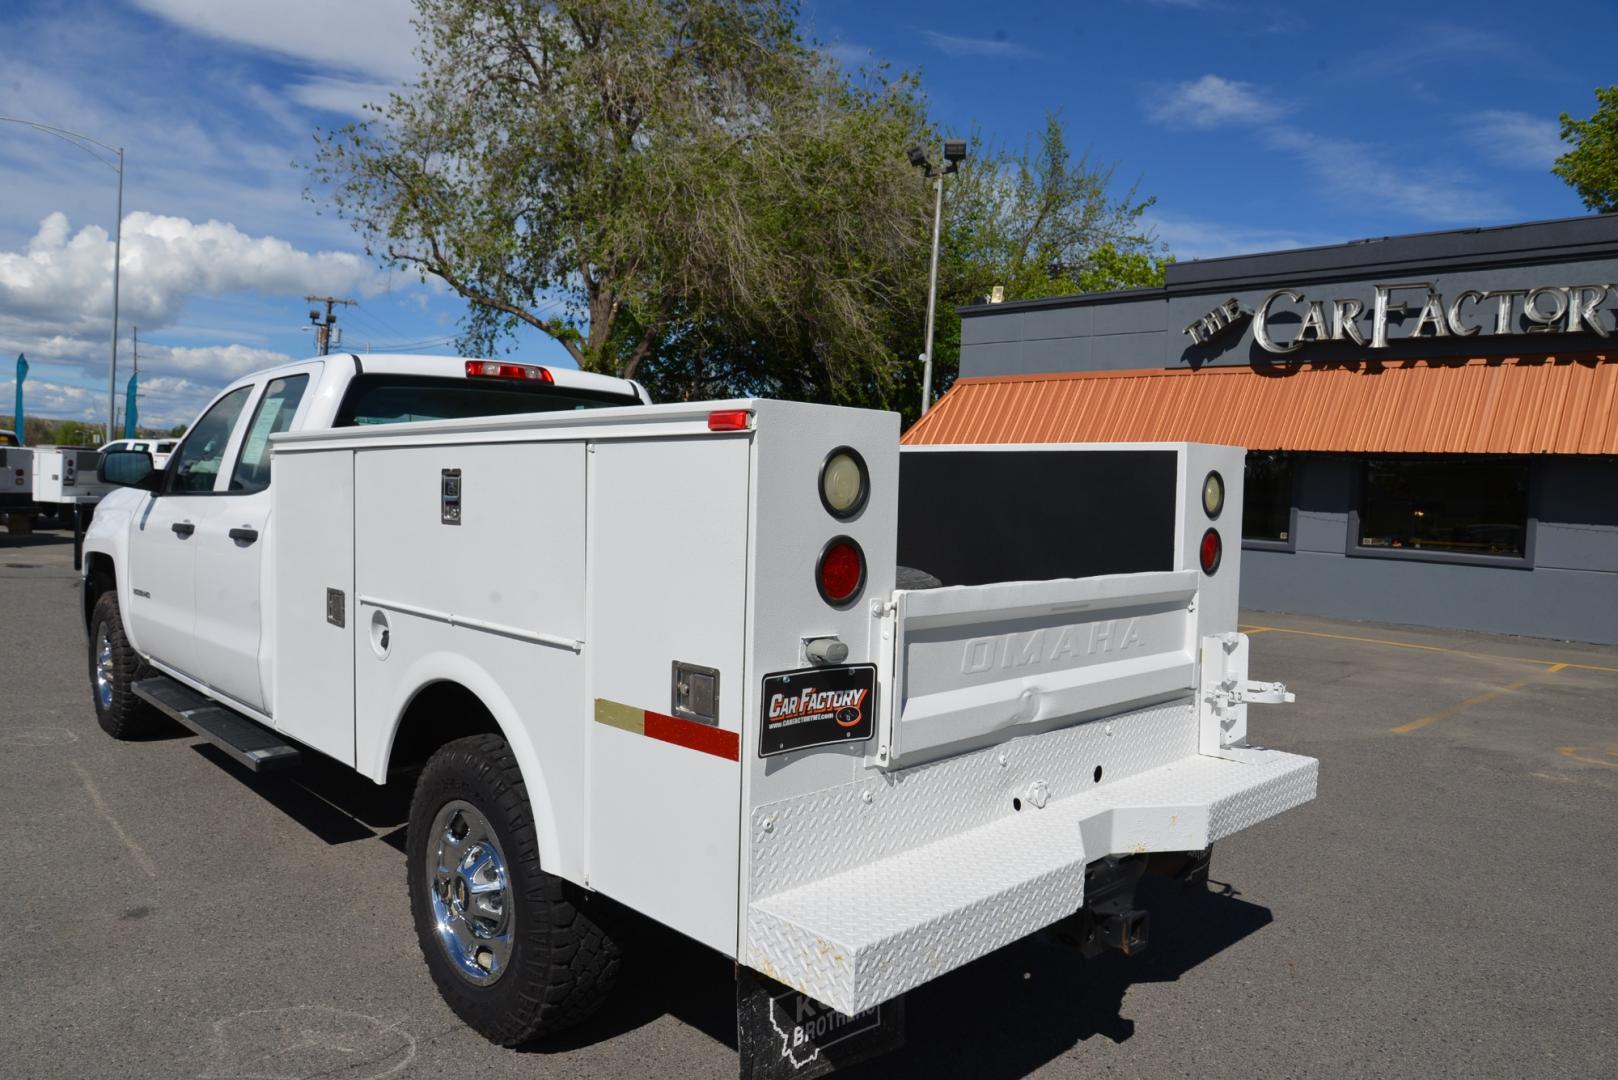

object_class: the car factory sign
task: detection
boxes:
[1185,282,1615,353]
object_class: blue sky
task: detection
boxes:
[0,0,1602,427]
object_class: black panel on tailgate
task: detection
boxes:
[897,449,1176,586]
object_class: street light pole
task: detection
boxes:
[108,146,123,443]
[908,139,966,415]
[0,117,124,442]
[921,172,944,414]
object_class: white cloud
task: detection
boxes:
[1463,110,1566,171]
[2,345,299,428]
[1262,128,1506,223]
[140,344,299,379]
[287,76,397,119]
[0,211,383,334]
[1147,74,1290,129]
[1145,213,1332,261]
[131,0,419,81]
[922,31,1038,59]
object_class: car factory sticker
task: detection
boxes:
[759,665,877,757]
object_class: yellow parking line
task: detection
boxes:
[1557,746,1618,770]
[1392,678,1532,734]
[1243,625,1618,675]
[1392,663,1569,735]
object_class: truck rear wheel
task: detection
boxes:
[88,591,159,739]
[407,733,620,1045]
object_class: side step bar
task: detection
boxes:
[133,676,301,772]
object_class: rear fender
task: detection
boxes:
[363,650,564,878]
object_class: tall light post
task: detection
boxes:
[907,138,965,414]
[0,117,124,442]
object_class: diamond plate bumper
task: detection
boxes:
[745,747,1316,1015]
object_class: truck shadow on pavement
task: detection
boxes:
[536,877,1273,1078]
[181,741,1274,1077]
[190,744,411,845]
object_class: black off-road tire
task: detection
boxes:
[88,591,160,739]
[407,733,621,1045]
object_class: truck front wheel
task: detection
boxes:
[88,591,159,739]
[407,733,620,1045]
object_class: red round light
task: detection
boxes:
[1199,528,1222,575]
[817,537,866,606]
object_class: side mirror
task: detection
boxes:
[99,449,159,491]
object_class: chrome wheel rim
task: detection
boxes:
[94,627,114,709]
[424,800,514,986]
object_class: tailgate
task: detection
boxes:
[882,569,1198,764]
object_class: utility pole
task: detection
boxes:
[305,295,354,356]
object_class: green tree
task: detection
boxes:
[632,119,1167,417]
[1554,86,1618,212]
[311,0,929,396]
[309,2,1166,420]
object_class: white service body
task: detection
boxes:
[31,447,113,504]
[268,402,1316,1014]
[1,445,32,509]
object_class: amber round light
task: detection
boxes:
[1199,528,1222,575]
[1202,470,1225,518]
[817,537,866,606]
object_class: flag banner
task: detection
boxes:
[13,354,26,444]
[123,372,138,439]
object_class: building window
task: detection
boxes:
[1355,458,1530,561]
[1243,451,1294,545]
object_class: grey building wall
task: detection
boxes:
[959,213,1618,379]
[1240,456,1618,645]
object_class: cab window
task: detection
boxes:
[229,375,309,493]
[168,386,252,494]
[334,374,637,427]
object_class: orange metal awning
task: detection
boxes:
[902,354,1618,455]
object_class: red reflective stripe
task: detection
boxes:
[642,709,741,761]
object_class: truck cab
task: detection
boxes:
[82,354,647,720]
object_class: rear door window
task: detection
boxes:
[230,374,310,493]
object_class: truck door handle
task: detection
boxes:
[228,526,259,544]
[171,521,195,538]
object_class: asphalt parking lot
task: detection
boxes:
[3,527,1616,1080]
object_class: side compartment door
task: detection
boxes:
[192,369,316,713]
[272,445,356,765]
[124,385,254,672]
[586,436,750,954]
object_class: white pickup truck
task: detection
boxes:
[84,353,1316,1079]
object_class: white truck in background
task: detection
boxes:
[83,353,1316,1079]
[0,429,30,519]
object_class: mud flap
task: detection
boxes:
[736,968,904,1080]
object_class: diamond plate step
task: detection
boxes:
[745,748,1316,1015]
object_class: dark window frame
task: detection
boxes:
[1346,455,1538,570]
[162,384,255,497]
[228,373,310,494]
[1241,450,1298,554]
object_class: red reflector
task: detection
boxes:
[707,409,751,431]
[1199,528,1222,575]
[464,360,553,383]
[817,537,866,606]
